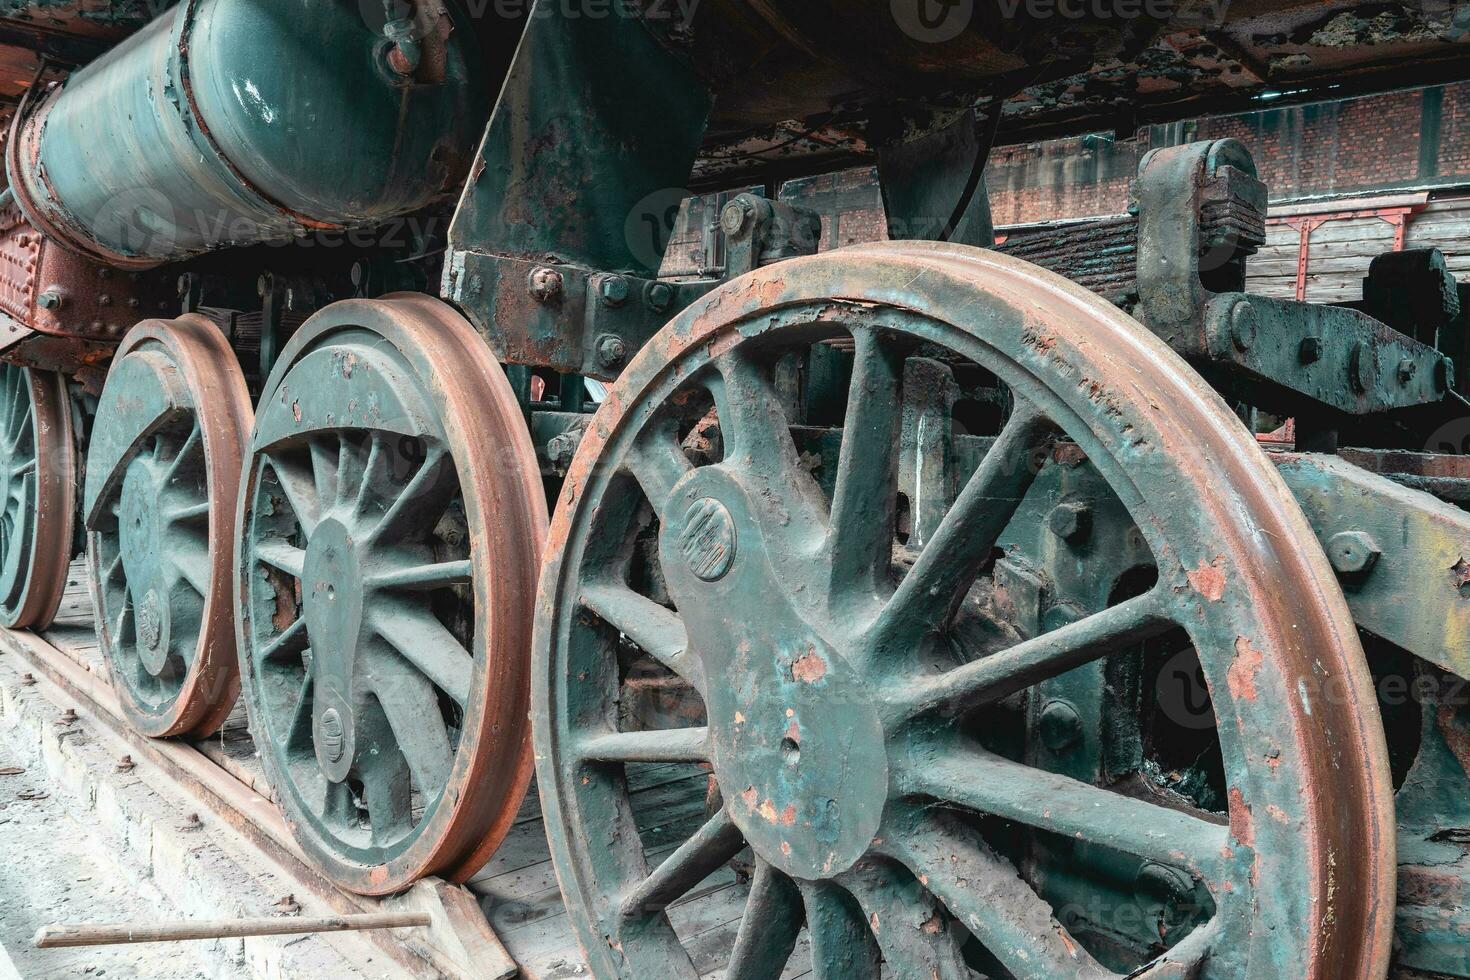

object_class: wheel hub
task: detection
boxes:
[302,517,365,782]
[710,634,887,880]
[668,476,887,880]
[118,463,170,674]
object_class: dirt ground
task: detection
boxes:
[0,732,249,980]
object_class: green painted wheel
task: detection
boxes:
[0,363,74,630]
[533,243,1395,979]
[86,317,253,739]
[236,294,546,895]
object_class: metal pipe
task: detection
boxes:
[34,911,431,948]
[7,0,488,268]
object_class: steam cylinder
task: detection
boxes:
[7,0,486,268]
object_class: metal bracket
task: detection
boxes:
[445,251,716,382]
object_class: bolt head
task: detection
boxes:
[1048,501,1092,542]
[528,266,564,304]
[1327,531,1381,576]
[1398,358,1418,386]
[646,280,675,313]
[320,708,345,764]
[1038,700,1082,753]
[1229,302,1257,352]
[1298,337,1323,364]
[598,274,630,308]
[1349,342,1377,394]
[36,288,63,311]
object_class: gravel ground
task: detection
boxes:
[0,739,247,980]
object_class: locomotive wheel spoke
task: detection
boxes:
[367,558,473,592]
[801,881,881,980]
[259,617,308,663]
[707,353,825,531]
[579,583,703,694]
[283,671,314,750]
[625,420,693,524]
[725,860,803,980]
[578,727,710,765]
[873,406,1053,642]
[621,809,746,920]
[834,858,970,980]
[368,446,453,546]
[373,610,474,709]
[254,540,307,578]
[308,437,340,506]
[267,454,323,534]
[879,807,1113,980]
[354,434,392,519]
[359,745,412,846]
[892,589,1174,721]
[161,425,203,486]
[369,652,454,802]
[896,745,1229,879]
[826,327,904,602]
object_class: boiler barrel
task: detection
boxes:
[7,0,486,268]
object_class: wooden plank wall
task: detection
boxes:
[1247,197,1470,303]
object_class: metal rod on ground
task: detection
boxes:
[33,912,432,949]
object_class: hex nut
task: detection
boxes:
[528,266,564,304]
[1327,531,1381,576]
[597,274,630,308]
[1398,358,1418,386]
[36,288,63,311]
[1048,501,1093,542]
[595,334,628,370]
[646,280,675,314]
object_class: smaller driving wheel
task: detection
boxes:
[86,317,252,739]
[0,363,74,630]
[235,294,546,895]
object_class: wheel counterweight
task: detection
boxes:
[86,316,253,738]
[235,294,546,895]
[532,242,1396,979]
[0,363,74,630]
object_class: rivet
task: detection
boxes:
[1038,700,1082,753]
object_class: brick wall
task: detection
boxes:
[661,83,1470,272]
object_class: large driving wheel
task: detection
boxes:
[235,294,546,895]
[533,243,1395,978]
[0,363,74,630]
[86,317,252,738]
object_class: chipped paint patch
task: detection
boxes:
[792,649,827,684]
[1187,556,1227,602]
[1228,787,1255,848]
[1228,636,1264,702]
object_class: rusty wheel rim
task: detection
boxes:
[86,317,252,739]
[534,243,1395,979]
[235,294,546,896]
[0,363,74,630]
